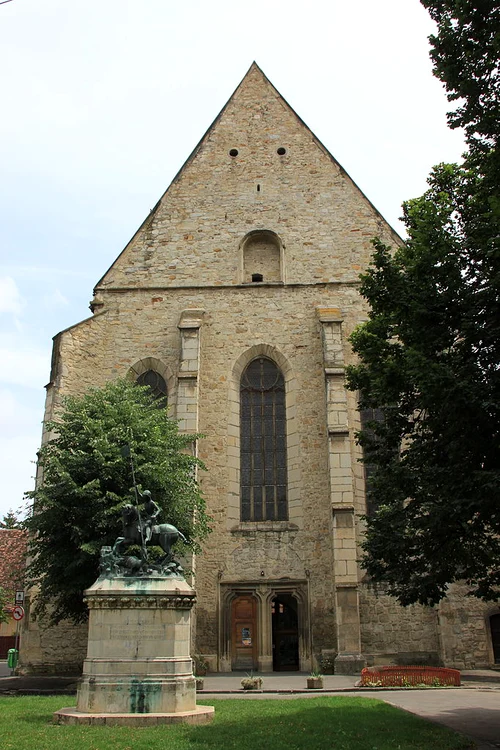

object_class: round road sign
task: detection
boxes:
[12,605,25,621]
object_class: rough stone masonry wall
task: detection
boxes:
[18,598,87,675]
[20,276,374,672]
[437,583,499,668]
[359,585,441,666]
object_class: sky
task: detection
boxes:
[0,0,465,521]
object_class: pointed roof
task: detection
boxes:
[159,62,346,202]
[94,62,401,291]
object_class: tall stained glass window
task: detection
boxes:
[240,358,287,521]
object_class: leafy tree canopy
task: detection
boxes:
[421,0,499,146]
[346,1,499,605]
[24,378,211,624]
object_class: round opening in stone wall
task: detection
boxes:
[277,147,286,155]
[229,148,239,157]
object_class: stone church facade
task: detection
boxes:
[20,64,500,674]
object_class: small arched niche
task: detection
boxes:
[240,230,283,284]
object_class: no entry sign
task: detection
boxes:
[12,605,24,621]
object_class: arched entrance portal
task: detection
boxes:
[219,582,309,672]
[272,594,299,671]
[490,614,500,664]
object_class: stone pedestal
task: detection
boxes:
[54,576,214,726]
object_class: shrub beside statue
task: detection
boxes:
[24,378,211,625]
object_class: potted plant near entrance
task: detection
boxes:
[307,671,324,689]
[241,672,263,690]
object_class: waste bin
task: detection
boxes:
[7,648,18,669]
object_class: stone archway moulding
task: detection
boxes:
[218,580,310,673]
[238,229,285,285]
[128,357,177,418]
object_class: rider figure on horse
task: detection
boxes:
[140,489,161,543]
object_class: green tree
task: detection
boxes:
[421,0,499,145]
[0,509,21,529]
[24,378,211,624]
[346,1,499,605]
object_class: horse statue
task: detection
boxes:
[102,500,188,579]
[118,503,188,559]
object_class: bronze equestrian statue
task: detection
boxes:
[102,490,188,578]
[117,502,187,558]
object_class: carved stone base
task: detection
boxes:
[54,576,214,725]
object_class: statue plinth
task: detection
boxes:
[54,576,214,726]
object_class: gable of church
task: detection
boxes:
[96,63,399,292]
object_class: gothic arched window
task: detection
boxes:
[240,358,287,521]
[137,369,168,408]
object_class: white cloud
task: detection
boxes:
[0,276,24,315]
[43,288,69,309]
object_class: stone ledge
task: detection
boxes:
[230,521,299,533]
[85,594,196,610]
[316,307,343,323]
[325,367,345,376]
[178,309,206,329]
[54,705,215,726]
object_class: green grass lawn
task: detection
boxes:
[0,696,473,750]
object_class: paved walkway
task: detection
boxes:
[1,665,500,748]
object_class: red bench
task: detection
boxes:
[360,665,461,687]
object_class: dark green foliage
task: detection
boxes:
[348,190,499,605]
[421,0,499,145]
[24,379,211,624]
[346,2,499,605]
[0,509,22,529]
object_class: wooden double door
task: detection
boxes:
[231,593,299,671]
